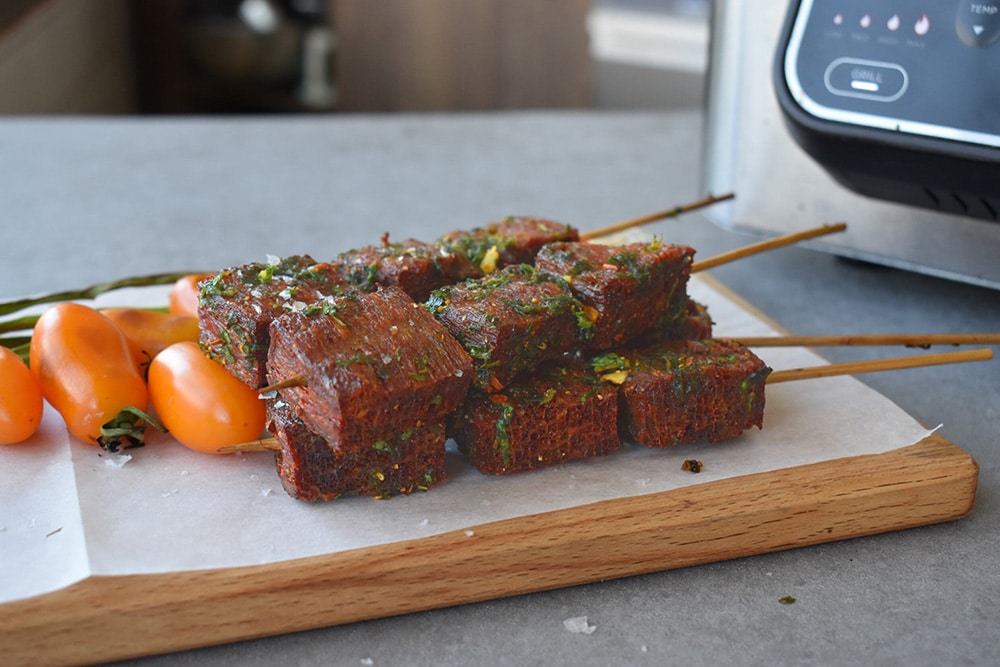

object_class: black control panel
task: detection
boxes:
[775,0,1000,221]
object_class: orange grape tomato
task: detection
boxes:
[29,303,149,446]
[0,347,44,444]
[168,273,213,318]
[102,308,199,369]
[148,341,266,454]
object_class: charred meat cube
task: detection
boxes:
[266,286,473,447]
[452,361,620,475]
[267,399,447,501]
[333,238,478,302]
[439,216,579,275]
[198,256,351,387]
[534,240,695,349]
[616,339,771,447]
[425,264,595,392]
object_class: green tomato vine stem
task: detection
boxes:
[0,271,207,318]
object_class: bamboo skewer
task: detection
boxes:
[580,192,735,241]
[691,222,847,273]
[218,438,281,453]
[257,376,307,394]
[732,333,1000,348]
[766,348,993,384]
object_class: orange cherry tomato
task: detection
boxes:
[102,308,200,371]
[168,273,213,318]
[30,303,149,447]
[148,341,266,454]
[0,347,44,444]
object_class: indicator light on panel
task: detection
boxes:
[887,14,900,31]
[860,14,872,28]
[915,14,930,36]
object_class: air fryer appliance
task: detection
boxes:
[702,0,1000,289]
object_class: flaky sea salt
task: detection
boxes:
[563,616,596,635]
[103,452,132,469]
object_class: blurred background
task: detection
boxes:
[0,0,708,115]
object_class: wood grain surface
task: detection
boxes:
[0,433,977,667]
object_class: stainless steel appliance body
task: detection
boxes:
[702,1,1000,289]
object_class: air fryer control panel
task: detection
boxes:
[783,0,1000,147]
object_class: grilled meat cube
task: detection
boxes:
[425,264,595,392]
[616,339,771,447]
[452,360,619,475]
[534,239,695,349]
[198,256,351,387]
[334,238,478,302]
[267,399,447,501]
[267,286,473,446]
[439,216,579,274]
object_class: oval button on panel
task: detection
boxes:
[824,58,909,102]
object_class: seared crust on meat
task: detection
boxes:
[198,256,351,388]
[452,360,619,475]
[267,286,473,446]
[267,399,447,501]
[439,216,579,273]
[617,339,771,447]
[535,239,695,349]
[425,264,594,392]
[334,238,478,302]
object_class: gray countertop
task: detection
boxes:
[2,111,998,667]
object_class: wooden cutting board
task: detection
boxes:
[0,432,977,667]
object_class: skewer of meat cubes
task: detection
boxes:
[199,205,985,500]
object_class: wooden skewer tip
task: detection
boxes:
[732,333,1000,349]
[257,375,306,395]
[217,438,281,454]
[692,221,848,273]
[581,192,735,241]
[766,348,993,384]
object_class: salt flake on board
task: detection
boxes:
[563,616,597,635]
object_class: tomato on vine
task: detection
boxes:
[29,303,152,450]
[102,308,199,372]
[148,342,266,454]
[0,346,44,444]
[168,273,213,318]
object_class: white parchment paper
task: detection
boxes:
[0,277,934,604]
